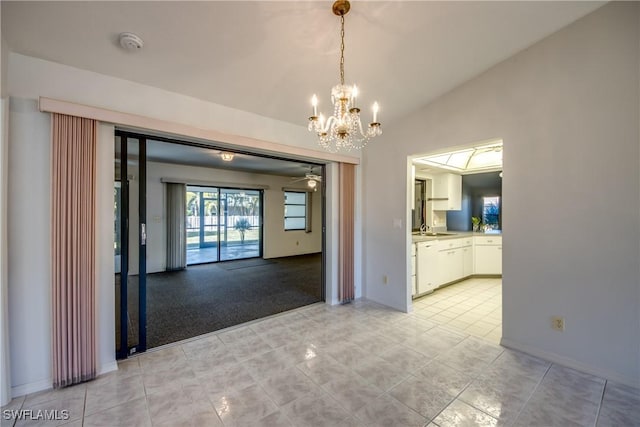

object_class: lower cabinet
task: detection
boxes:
[411,244,417,296]
[436,247,463,286]
[474,236,503,274]
[413,235,501,298]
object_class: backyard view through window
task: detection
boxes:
[483,196,500,230]
[186,186,261,264]
[284,191,306,230]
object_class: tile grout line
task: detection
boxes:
[508,361,554,425]
[593,379,608,427]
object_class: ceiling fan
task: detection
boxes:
[290,166,322,190]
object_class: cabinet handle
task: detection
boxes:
[487,239,493,243]
[497,247,502,250]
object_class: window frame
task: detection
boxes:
[284,191,307,231]
[482,195,501,229]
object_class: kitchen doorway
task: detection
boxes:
[408,139,503,344]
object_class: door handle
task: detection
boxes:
[141,223,147,246]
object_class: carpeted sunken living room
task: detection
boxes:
[117,253,322,349]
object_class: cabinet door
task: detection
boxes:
[436,249,451,286]
[432,173,461,210]
[475,246,502,274]
[462,246,473,277]
[447,174,462,210]
[452,249,464,282]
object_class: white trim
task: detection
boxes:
[97,361,118,376]
[501,337,640,388]
[11,378,51,398]
[11,361,119,398]
[38,97,359,165]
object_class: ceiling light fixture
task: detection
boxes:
[220,152,234,162]
[307,0,382,152]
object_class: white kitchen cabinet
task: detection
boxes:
[437,248,463,285]
[462,245,473,277]
[416,241,439,295]
[431,173,462,211]
[434,237,474,287]
[411,243,417,296]
[474,235,502,274]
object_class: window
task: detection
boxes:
[284,191,306,230]
[482,196,500,230]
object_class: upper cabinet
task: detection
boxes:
[431,173,461,210]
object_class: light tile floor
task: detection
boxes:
[3,298,640,427]
[412,278,503,344]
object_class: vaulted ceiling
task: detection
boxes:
[2,1,604,128]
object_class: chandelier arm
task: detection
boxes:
[320,115,339,134]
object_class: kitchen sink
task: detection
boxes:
[421,232,457,236]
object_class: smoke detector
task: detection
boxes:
[119,32,144,50]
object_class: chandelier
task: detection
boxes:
[308,0,382,152]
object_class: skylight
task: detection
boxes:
[413,140,503,173]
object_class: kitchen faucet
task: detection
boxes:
[420,223,427,235]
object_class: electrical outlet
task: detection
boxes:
[383,275,388,285]
[551,316,565,331]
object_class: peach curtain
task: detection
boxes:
[51,113,97,388]
[338,163,355,303]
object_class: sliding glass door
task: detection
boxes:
[186,187,262,264]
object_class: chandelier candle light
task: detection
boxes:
[308,0,382,152]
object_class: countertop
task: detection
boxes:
[411,231,502,243]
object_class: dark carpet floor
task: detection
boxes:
[117,253,322,351]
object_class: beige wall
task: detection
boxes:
[145,160,323,273]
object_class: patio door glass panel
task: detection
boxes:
[220,189,262,261]
[186,186,219,264]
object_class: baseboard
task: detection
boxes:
[11,377,51,398]
[98,361,118,376]
[11,361,120,398]
[501,337,640,388]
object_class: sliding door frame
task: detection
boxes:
[115,130,147,359]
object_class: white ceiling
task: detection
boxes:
[2,1,604,129]
[145,139,321,177]
[2,1,603,177]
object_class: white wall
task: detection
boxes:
[7,98,51,395]
[0,98,10,406]
[145,161,322,273]
[0,5,11,406]
[364,2,640,385]
[8,53,318,154]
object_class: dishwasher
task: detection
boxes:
[416,241,439,295]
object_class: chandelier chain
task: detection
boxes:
[340,15,345,86]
